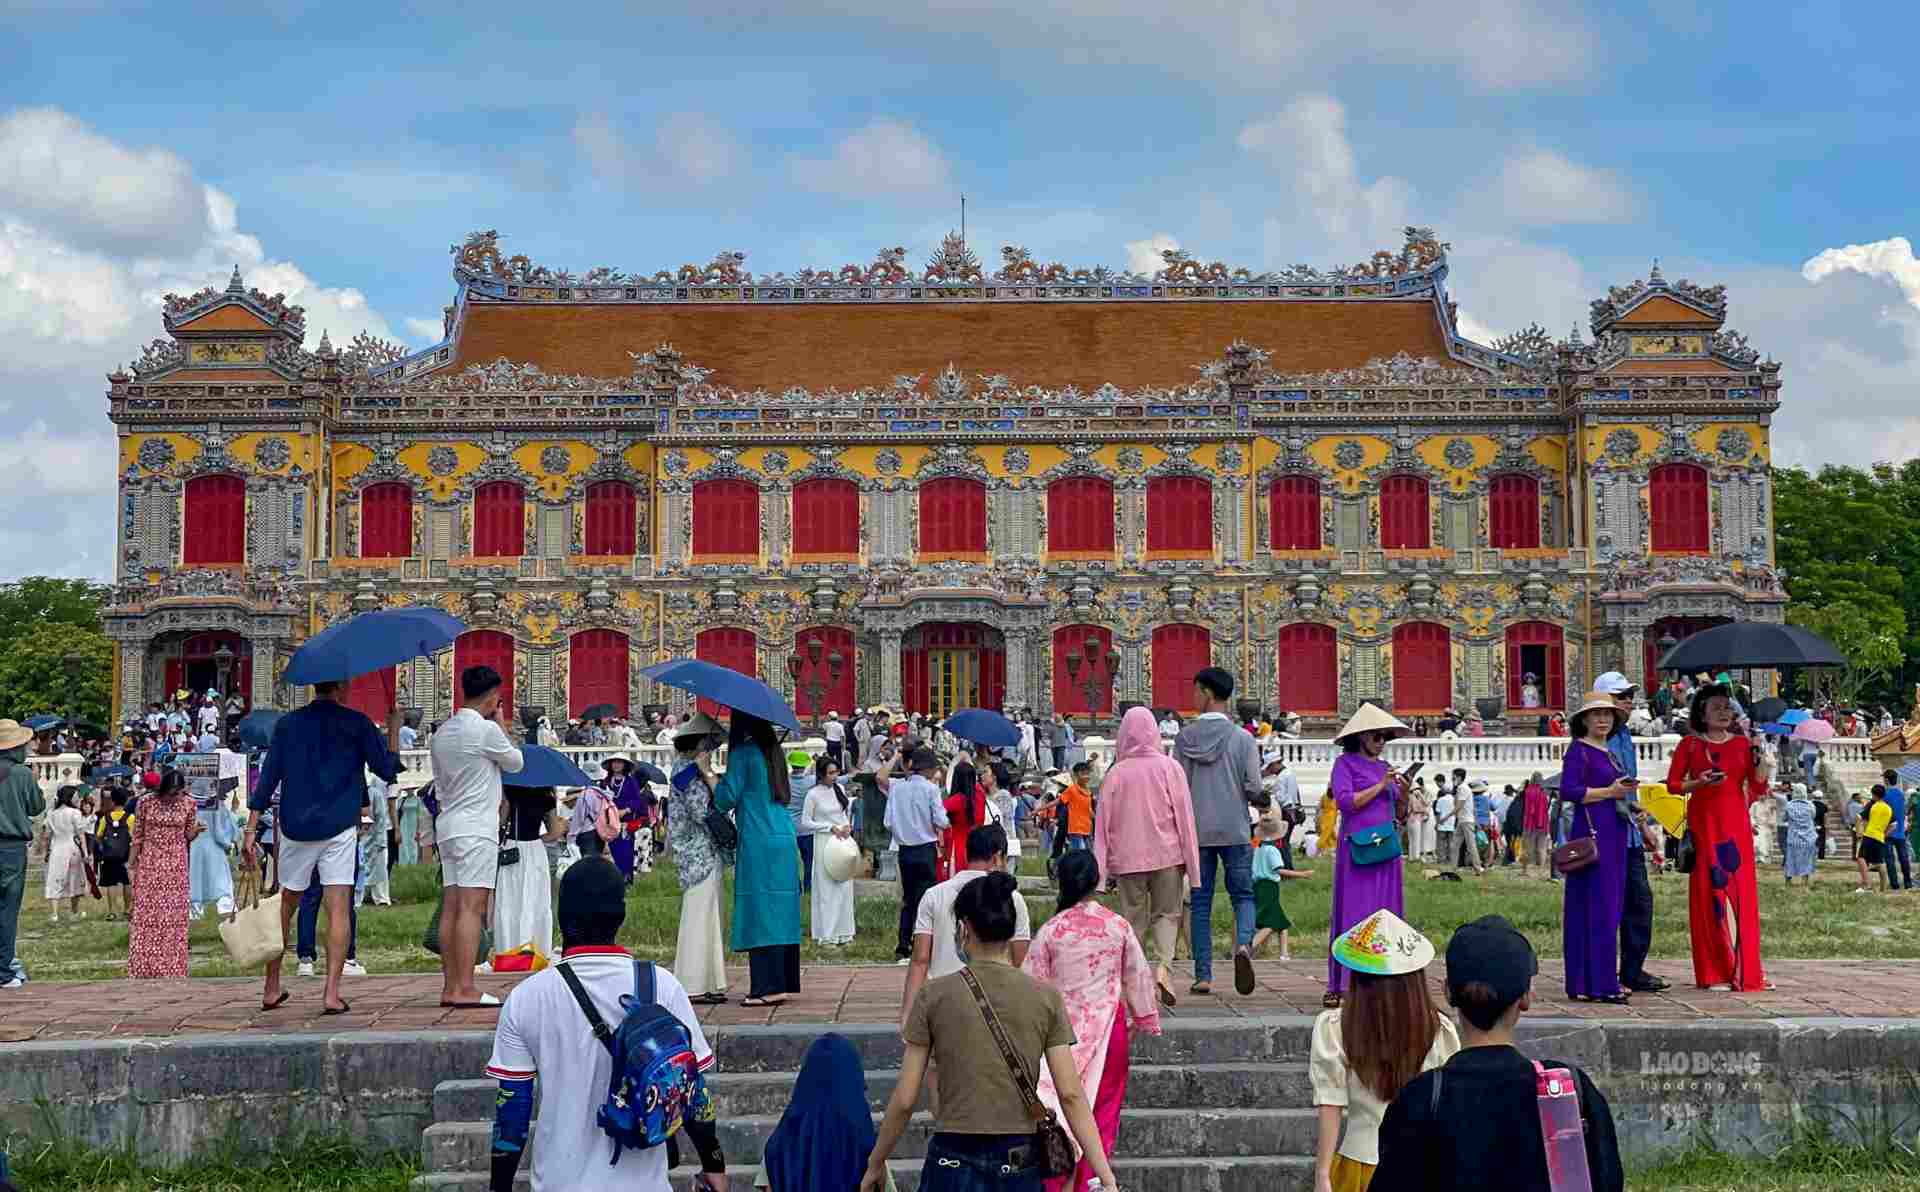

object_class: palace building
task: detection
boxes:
[102,228,1786,728]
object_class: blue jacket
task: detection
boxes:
[250,699,399,842]
[1887,786,1908,842]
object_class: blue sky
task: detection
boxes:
[2,0,1918,576]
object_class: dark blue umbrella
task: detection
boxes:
[634,761,669,785]
[285,607,466,685]
[639,659,802,733]
[23,714,61,732]
[1897,761,1920,789]
[943,708,1020,747]
[505,744,596,789]
[93,763,134,780]
[235,709,283,749]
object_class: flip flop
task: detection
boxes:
[1189,982,1212,996]
[1233,949,1257,996]
[260,991,290,1012]
[690,993,729,1006]
[321,1002,352,1016]
[1322,992,1343,1008]
[439,993,502,1008]
[740,997,775,1008]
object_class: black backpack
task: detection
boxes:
[99,815,132,864]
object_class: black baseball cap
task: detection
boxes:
[1445,914,1538,1006]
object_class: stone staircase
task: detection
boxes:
[410,1019,1318,1191]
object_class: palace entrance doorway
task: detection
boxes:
[155,631,253,703]
[902,623,1006,717]
[1643,616,1733,691]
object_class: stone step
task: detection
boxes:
[434,1061,1313,1122]
[423,1107,1315,1173]
[412,1154,1316,1192]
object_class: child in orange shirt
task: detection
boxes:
[1061,761,1095,851]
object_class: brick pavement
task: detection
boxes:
[3,957,1915,1042]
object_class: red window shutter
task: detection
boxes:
[1650,464,1709,553]
[1051,625,1116,715]
[920,478,986,554]
[1276,623,1337,714]
[454,630,515,718]
[1270,476,1321,550]
[693,480,760,557]
[793,626,857,717]
[1489,475,1540,550]
[583,482,636,556]
[183,474,246,565]
[569,629,629,718]
[1151,623,1211,714]
[472,482,524,557]
[1048,478,1117,553]
[694,627,758,716]
[344,667,396,724]
[359,483,413,558]
[792,480,859,555]
[1148,477,1212,553]
[1392,623,1450,712]
[1380,475,1430,549]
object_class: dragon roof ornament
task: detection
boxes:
[1589,263,1728,332]
[1247,351,1549,389]
[361,342,712,396]
[160,266,308,338]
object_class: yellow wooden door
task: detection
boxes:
[928,648,979,720]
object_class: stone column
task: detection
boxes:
[1004,630,1031,709]
[879,631,904,710]
[764,637,795,716]
[251,640,278,709]
[1119,635,1147,705]
[662,489,688,571]
[766,485,787,569]
[1620,625,1645,693]
[117,641,144,723]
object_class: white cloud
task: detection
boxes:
[1445,234,1593,347]
[405,315,447,344]
[1801,236,1920,312]
[574,110,744,187]
[1238,95,1415,265]
[0,107,402,579]
[1124,233,1179,275]
[1488,149,1638,226]
[791,119,949,199]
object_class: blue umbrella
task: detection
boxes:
[639,659,802,733]
[235,709,283,749]
[1897,761,1920,789]
[93,763,134,780]
[1755,722,1793,736]
[23,714,61,732]
[505,744,596,789]
[1779,708,1812,726]
[634,761,669,785]
[285,607,466,685]
[942,708,1021,747]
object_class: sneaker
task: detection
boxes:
[475,962,493,976]
[896,957,910,967]
[1854,887,1872,895]
[0,976,23,990]
[341,959,368,977]
[297,960,316,977]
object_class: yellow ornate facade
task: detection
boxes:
[104,236,1784,726]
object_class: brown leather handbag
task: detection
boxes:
[958,968,1077,1178]
[1552,807,1599,873]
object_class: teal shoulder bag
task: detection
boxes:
[1346,824,1404,866]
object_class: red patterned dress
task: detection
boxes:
[128,793,194,979]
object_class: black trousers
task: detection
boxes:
[747,944,800,999]
[896,842,938,959]
[1619,847,1654,984]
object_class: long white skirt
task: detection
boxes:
[810,836,856,945]
[491,840,555,960]
[675,871,727,997]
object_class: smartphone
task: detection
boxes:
[1399,761,1426,781]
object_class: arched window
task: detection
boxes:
[1052,625,1117,716]
[1505,622,1565,710]
[359,483,413,559]
[692,479,761,558]
[1269,475,1321,551]
[1391,622,1451,713]
[1151,623,1211,714]
[1489,474,1541,550]
[1379,474,1431,550]
[1649,463,1710,553]
[454,630,515,718]
[583,481,636,556]
[918,477,987,555]
[694,627,758,716]
[1277,623,1337,715]
[792,626,857,718]
[1146,476,1213,554]
[344,667,396,725]
[182,474,245,565]
[472,481,525,557]
[1046,477,1116,555]
[570,629,630,718]
[791,479,860,556]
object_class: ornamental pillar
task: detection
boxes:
[1118,635,1147,706]
[117,641,144,724]
[251,640,279,709]
[1620,625,1645,694]
[879,631,904,711]
[1004,630,1031,710]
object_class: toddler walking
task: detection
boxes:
[1252,809,1313,960]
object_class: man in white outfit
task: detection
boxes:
[430,664,524,1007]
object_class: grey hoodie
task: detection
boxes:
[1173,715,1265,847]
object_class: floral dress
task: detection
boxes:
[129,793,194,979]
[667,761,724,892]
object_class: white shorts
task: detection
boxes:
[439,834,498,890]
[278,827,358,892]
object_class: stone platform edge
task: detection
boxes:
[4,1017,1919,1166]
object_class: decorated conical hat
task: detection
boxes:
[1332,702,1410,743]
[1331,909,1434,977]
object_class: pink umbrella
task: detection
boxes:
[1792,719,1836,744]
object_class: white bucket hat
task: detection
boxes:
[1332,702,1410,744]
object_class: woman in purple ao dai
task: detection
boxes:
[1325,703,1411,1008]
[1559,691,1636,1004]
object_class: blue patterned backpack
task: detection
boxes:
[556,959,703,1164]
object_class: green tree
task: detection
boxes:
[0,621,114,727]
[0,577,109,648]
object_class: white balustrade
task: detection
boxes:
[29,753,84,799]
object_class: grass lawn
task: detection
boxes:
[13,843,1912,982]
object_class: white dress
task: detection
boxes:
[44,806,89,900]
[797,783,855,945]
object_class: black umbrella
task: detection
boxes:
[1750,696,1789,724]
[236,709,283,749]
[634,761,669,785]
[1655,622,1844,673]
[581,703,619,720]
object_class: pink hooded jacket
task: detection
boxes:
[1094,706,1203,887]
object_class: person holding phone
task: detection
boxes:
[1559,693,1636,1004]
[1665,684,1771,992]
[1323,703,1413,1009]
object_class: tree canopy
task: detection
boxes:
[0,578,112,727]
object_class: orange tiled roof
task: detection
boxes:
[449,299,1456,391]
[1605,359,1741,375]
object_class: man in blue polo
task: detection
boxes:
[243,679,401,1014]
[1595,670,1668,992]
[1882,768,1911,891]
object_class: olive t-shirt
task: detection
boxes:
[903,960,1076,1135]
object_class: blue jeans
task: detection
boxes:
[1888,836,1913,890]
[918,1134,1042,1192]
[1066,833,1091,851]
[1190,842,1255,985]
[297,852,360,962]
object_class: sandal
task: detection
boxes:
[740,997,775,1008]
[1189,982,1212,996]
[690,993,729,1006]
[1322,992,1342,1008]
[1233,948,1257,997]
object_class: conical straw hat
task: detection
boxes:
[1331,908,1435,976]
[1332,702,1410,743]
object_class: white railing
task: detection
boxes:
[29,753,84,797]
